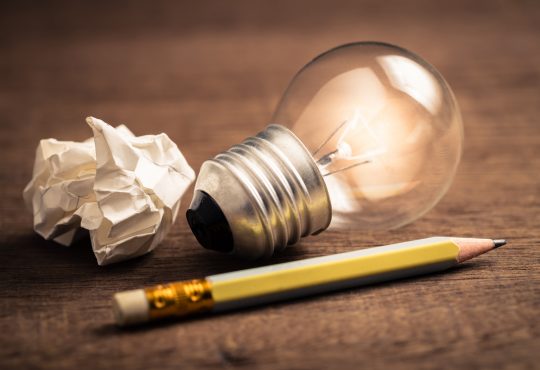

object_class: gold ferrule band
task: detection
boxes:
[145,279,214,320]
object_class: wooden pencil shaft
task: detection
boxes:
[209,237,460,310]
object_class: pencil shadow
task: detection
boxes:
[168,240,320,275]
[121,240,317,285]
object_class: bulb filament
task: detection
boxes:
[312,109,387,177]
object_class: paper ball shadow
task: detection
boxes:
[2,231,154,276]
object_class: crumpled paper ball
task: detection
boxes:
[23,117,195,265]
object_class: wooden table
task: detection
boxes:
[1,1,538,369]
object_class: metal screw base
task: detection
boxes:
[189,125,332,259]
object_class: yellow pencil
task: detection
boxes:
[113,237,506,326]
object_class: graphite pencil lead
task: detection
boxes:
[493,239,507,248]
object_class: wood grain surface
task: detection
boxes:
[1,1,539,369]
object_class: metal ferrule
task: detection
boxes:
[193,124,332,259]
[145,279,214,320]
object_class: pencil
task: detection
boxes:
[113,236,506,326]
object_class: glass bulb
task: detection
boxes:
[272,41,463,230]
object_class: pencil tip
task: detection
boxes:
[493,239,507,248]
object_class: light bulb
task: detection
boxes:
[186,42,463,259]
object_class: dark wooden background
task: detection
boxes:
[1,1,539,369]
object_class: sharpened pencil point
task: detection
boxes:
[493,239,507,248]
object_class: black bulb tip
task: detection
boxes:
[186,190,234,253]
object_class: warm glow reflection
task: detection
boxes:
[293,67,433,210]
[292,68,387,148]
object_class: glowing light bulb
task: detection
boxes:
[187,42,463,259]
